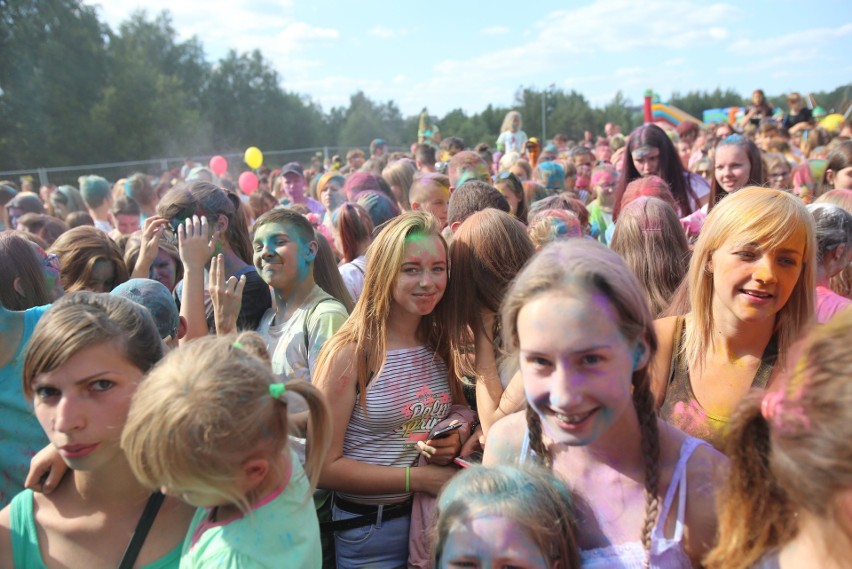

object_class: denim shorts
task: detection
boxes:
[332,502,411,569]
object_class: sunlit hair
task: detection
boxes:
[510,158,533,181]
[501,238,661,562]
[23,292,162,398]
[686,188,816,370]
[618,175,678,222]
[121,335,332,512]
[48,226,128,292]
[708,135,765,211]
[158,181,252,264]
[315,211,463,409]
[500,110,522,132]
[334,202,374,263]
[611,197,689,317]
[706,310,852,569]
[125,173,156,207]
[382,159,417,211]
[527,209,583,249]
[433,465,580,569]
[614,123,698,219]
[447,209,534,379]
[0,232,51,310]
[821,140,852,194]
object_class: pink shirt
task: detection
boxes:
[815,285,851,324]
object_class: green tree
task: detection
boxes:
[669,88,743,120]
[0,0,109,169]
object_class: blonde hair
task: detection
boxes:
[706,309,852,568]
[527,209,582,248]
[686,187,816,369]
[501,239,661,564]
[433,465,580,569]
[382,159,417,210]
[48,226,129,292]
[610,197,689,317]
[500,110,522,133]
[315,211,463,409]
[121,335,332,512]
[23,292,162,398]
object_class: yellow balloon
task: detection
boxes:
[819,114,844,132]
[244,146,263,169]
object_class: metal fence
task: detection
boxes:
[0,147,376,187]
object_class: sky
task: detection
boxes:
[83,0,852,117]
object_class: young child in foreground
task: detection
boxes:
[432,464,580,569]
[121,333,332,569]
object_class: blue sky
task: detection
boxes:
[84,0,852,116]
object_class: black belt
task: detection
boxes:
[320,496,413,534]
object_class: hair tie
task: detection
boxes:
[760,390,784,423]
[640,226,662,232]
[269,383,286,399]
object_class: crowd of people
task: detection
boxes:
[0,98,851,568]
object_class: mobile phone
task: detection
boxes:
[430,422,463,440]
[453,451,483,469]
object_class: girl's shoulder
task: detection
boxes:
[482,411,527,466]
[651,316,681,405]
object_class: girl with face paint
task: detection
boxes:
[315,212,470,568]
[484,238,725,569]
[654,188,816,451]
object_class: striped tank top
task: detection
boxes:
[339,345,452,502]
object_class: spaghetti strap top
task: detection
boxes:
[659,316,777,450]
[519,431,707,568]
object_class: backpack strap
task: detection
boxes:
[303,297,336,353]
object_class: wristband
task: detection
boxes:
[405,466,411,493]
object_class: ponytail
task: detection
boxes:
[286,381,332,491]
[705,393,795,569]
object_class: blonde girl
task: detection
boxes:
[0,292,194,569]
[484,238,724,568]
[654,188,816,450]
[315,211,468,567]
[121,334,332,568]
[496,110,528,155]
[382,159,417,211]
[433,465,580,569]
[706,309,852,569]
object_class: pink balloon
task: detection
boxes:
[238,171,259,194]
[209,155,228,176]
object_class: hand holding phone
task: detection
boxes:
[429,422,463,440]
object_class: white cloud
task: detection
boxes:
[729,22,852,55]
[665,57,687,66]
[369,25,407,39]
[481,25,510,35]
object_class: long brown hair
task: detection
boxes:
[48,226,129,292]
[706,309,852,568]
[0,232,51,310]
[446,209,534,379]
[501,239,661,566]
[315,211,463,409]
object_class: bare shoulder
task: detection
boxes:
[482,411,526,466]
[651,316,680,407]
[315,342,358,393]
[0,502,12,569]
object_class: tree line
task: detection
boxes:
[1,0,849,172]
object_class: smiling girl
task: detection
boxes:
[654,188,816,451]
[0,292,193,569]
[315,211,468,567]
[707,135,764,212]
[484,238,724,568]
